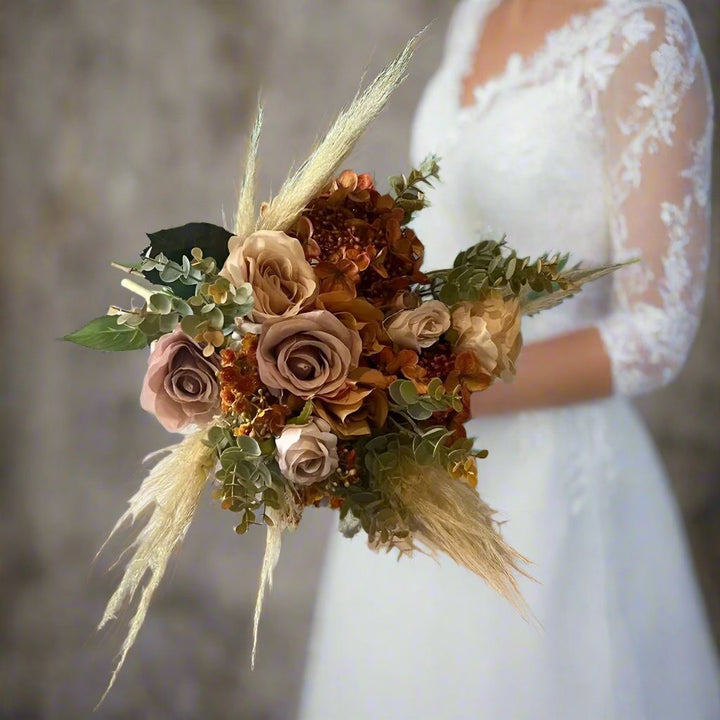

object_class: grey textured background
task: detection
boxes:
[1,1,718,718]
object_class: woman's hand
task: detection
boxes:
[470,326,613,417]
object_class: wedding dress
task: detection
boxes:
[298,1,720,717]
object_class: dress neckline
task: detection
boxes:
[458,0,618,112]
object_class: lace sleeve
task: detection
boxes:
[595,4,713,396]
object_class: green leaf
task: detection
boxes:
[220,447,247,468]
[148,292,173,314]
[427,377,443,398]
[158,314,178,333]
[388,381,406,406]
[206,426,227,448]
[414,441,435,465]
[408,404,433,421]
[399,381,419,405]
[142,222,233,297]
[235,435,262,457]
[181,314,206,336]
[63,315,149,351]
[287,400,314,426]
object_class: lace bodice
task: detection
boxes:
[410,0,713,396]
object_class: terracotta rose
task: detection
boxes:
[256,310,362,400]
[220,230,317,322]
[140,328,220,432]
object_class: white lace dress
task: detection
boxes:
[298,1,720,717]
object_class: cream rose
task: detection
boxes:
[220,230,317,322]
[275,417,339,485]
[140,328,220,432]
[256,310,362,399]
[385,300,451,351]
[452,295,523,381]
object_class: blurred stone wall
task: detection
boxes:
[1,1,717,718]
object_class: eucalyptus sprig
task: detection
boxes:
[388,378,463,421]
[65,246,253,352]
[344,423,487,546]
[425,237,572,305]
[389,154,440,225]
[207,427,286,535]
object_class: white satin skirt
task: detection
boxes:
[298,396,720,719]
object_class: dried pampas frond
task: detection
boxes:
[521,260,638,316]
[257,29,426,233]
[251,508,283,670]
[384,463,532,613]
[234,104,264,240]
[251,488,302,669]
[96,431,216,707]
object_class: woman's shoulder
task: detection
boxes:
[604,0,702,59]
[608,0,694,26]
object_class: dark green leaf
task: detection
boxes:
[63,315,149,351]
[142,222,233,297]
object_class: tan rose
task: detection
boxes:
[256,310,362,399]
[220,230,317,322]
[452,295,523,381]
[275,417,339,485]
[385,300,451,351]
[140,328,220,432]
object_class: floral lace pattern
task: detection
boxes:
[597,2,713,394]
[411,0,713,397]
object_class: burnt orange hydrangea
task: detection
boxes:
[288,170,426,308]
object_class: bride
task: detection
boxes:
[298,0,720,717]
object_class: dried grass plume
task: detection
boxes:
[384,462,533,613]
[256,29,426,233]
[96,432,216,707]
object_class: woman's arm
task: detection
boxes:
[473,6,712,417]
[471,327,612,416]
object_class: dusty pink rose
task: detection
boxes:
[219,230,317,322]
[140,328,220,432]
[256,310,362,399]
[385,300,451,351]
[275,417,339,485]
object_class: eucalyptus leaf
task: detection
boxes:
[399,381,419,405]
[235,435,262,457]
[408,404,433,421]
[173,298,193,317]
[159,264,183,284]
[220,447,252,468]
[208,306,224,330]
[148,293,173,315]
[181,314,205,336]
[206,426,227,448]
[388,381,406,406]
[158,314,179,333]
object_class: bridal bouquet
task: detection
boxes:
[66,32,625,700]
